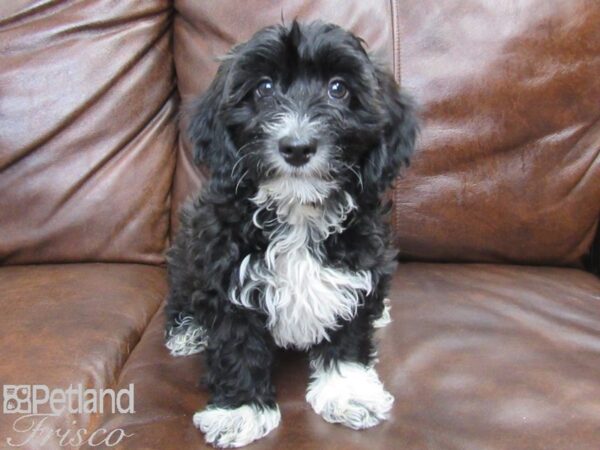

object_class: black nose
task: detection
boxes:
[278,137,317,167]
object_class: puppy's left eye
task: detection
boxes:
[328,79,349,100]
[255,78,275,98]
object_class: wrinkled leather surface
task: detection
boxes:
[0,264,166,449]
[393,0,600,265]
[170,0,395,235]
[90,264,600,450]
[0,1,177,265]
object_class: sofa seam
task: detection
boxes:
[165,6,179,252]
[390,0,403,247]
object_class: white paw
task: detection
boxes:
[193,404,280,448]
[373,298,392,329]
[165,315,207,357]
[306,361,394,430]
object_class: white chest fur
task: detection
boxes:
[229,182,372,349]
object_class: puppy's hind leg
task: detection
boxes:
[165,313,208,357]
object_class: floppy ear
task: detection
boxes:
[187,61,237,176]
[362,68,418,193]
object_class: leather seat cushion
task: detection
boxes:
[0,263,166,449]
[89,263,600,449]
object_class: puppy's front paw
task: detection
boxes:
[193,404,280,448]
[306,361,394,430]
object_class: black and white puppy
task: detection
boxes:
[165,20,417,448]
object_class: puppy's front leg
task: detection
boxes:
[194,312,280,448]
[306,311,394,430]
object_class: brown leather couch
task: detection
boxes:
[1,1,599,449]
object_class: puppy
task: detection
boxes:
[165,20,417,448]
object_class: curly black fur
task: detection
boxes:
[166,20,417,413]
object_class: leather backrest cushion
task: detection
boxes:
[170,0,396,235]
[393,0,600,265]
[0,0,177,264]
[10,1,593,266]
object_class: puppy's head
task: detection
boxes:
[188,21,417,202]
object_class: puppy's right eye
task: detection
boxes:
[255,79,274,98]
